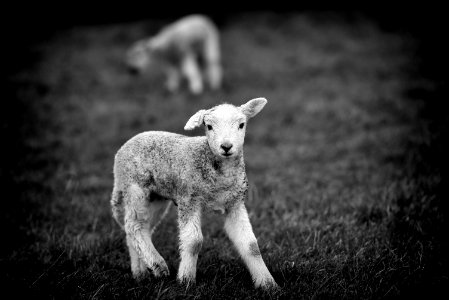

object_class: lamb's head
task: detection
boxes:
[184,98,267,159]
[125,40,153,75]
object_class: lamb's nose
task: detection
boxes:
[220,143,233,153]
[127,66,139,76]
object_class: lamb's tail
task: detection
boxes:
[111,187,125,229]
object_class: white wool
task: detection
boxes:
[111,97,278,290]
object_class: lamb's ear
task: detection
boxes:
[184,109,207,130]
[240,97,267,119]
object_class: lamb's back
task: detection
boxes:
[157,15,217,50]
[114,131,205,184]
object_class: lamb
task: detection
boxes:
[125,14,222,95]
[110,97,278,290]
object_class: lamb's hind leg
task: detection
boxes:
[126,235,147,278]
[181,54,203,95]
[124,184,170,279]
[126,198,172,278]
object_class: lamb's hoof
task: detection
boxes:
[132,269,150,281]
[177,276,196,289]
[165,85,179,94]
[151,261,170,278]
[255,277,280,292]
[189,84,203,95]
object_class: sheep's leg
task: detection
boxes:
[126,235,147,277]
[181,54,203,94]
[205,61,222,90]
[124,184,169,279]
[203,36,222,90]
[111,186,125,228]
[165,66,181,93]
[177,203,203,285]
[224,202,278,290]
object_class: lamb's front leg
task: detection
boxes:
[165,66,181,93]
[224,202,278,290]
[177,203,203,285]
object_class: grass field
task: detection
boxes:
[2,11,447,299]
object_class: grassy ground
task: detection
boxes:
[2,12,447,299]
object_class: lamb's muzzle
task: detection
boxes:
[221,142,233,153]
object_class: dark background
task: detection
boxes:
[2,2,447,299]
[4,2,447,195]
[4,2,448,80]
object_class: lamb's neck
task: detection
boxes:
[199,140,245,177]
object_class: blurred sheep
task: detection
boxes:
[126,14,222,94]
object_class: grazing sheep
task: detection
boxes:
[111,97,278,290]
[125,14,222,95]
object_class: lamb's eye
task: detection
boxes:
[239,123,245,129]
[207,125,213,130]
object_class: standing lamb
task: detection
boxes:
[111,97,278,290]
[125,14,222,95]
